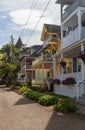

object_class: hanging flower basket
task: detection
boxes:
[80,52,85,62]
[60,61,66,67]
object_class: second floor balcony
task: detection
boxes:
[63,26,85,49]
[63,0,85,21]
[43,36,58,48]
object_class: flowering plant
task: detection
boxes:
[80,51,85,61]
[52,78,61,85]
[62,77,76,86]
[60,60,66,67]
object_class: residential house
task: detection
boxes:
[32,24,61,86]
[19,45,41,85]
[54,0,85,99]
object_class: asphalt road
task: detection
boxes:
[0,87,85,130]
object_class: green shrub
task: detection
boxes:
[38,95,58,106]
[31,85,48,93]
[53,98,77,113]
[19,86,28,93]
[24,90,43,102]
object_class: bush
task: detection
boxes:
[53,98,77,113]
[19,86,28,93]
[31,86,47,93]
[62,77,76,85]
[38,95,58,106]
[24,90,43,102]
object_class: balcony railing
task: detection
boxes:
[43,37,51,48]
[63,0,85,21]
[62,26,85,49]
[43,36,57,48]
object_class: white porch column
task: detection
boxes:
[53,57,56,79]
[77,9,82,40]
[81,44,85,80]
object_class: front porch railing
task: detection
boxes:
[56,72,82,82]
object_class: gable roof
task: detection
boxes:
[44,24,60,34]
[30,45,43,57]
[41,24,61,41]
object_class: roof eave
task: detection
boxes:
[55,0,75,5]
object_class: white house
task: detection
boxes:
[53,0,85,99]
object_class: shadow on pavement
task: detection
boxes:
[14,97,36,105]
[2,87,13,92]
[45,112,85,130]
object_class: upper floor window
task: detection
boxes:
[51,35,57,42]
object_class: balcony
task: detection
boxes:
[63,0,85,21]
[62,26,85,49]
[43,36,58,48]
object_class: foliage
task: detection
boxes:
[62,77,76,85]
[52,78,61,85]
[31,85,48,93]
[0,43,20,86]
[38,95,58,106]
[0,62,20,85]
[80,51,85,61]
[24,90,43,102]
[18,86,28,93]
[0,43,19,63]
[53,98,78,113]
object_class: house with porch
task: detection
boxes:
[18,45,41,85]
[54,0,85,99]
[32,24,61,86]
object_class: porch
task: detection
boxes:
[32,54,53,86]
[53,39,85,99]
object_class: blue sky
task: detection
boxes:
[0,0,60,48]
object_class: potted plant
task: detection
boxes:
[62,77,76,86]
[80,51,85,62]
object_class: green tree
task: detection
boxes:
[0,43,19,63]
[0,43,20,86]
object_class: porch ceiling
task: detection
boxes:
[56,0,75,5]
[53,39,85,59]
[63,45,81,58]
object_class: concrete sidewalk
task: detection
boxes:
[0,87,85,130]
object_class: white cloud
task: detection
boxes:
[9,9,47,31]
[0,15,7,19]
[0,0,61,48]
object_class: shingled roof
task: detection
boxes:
[15,37,25,49]
[44,24,60,34]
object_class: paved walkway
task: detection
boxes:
[0,87,85,130]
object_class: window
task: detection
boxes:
[77,58,82,72]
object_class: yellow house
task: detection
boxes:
[32,24,61,86]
